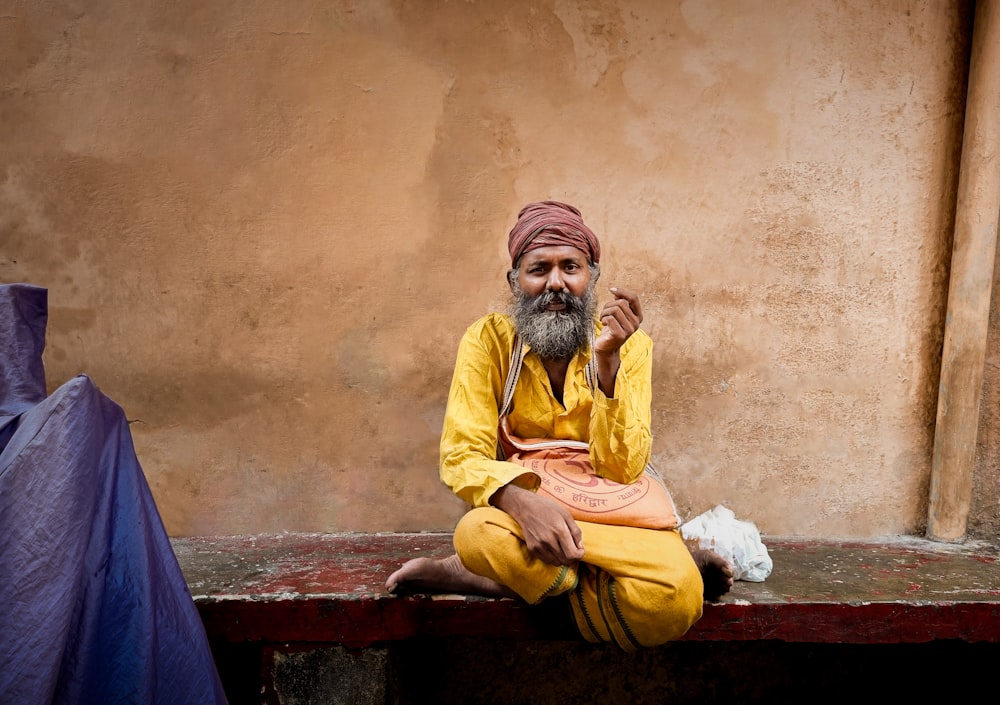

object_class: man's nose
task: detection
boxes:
[546,269,566,291]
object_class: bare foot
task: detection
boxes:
[691,548,735,601]
[384,554,518,599]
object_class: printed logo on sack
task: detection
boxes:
[531,457,652,513]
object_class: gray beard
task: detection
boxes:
[509,282,596,360]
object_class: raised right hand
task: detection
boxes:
[490,484,585,566]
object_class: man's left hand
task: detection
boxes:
[593,287,642,396]
[594,287,643,355]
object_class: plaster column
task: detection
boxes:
[927,0,1000,542]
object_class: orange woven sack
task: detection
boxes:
[498,417,678,530]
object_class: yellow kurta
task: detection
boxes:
[440,313,653,507]
[440,313,704,651]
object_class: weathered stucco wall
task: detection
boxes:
[1,0,984,539]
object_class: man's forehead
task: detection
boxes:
[518,244,590,266]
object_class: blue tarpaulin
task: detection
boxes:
[0,284,228,705]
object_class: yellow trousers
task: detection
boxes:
[454,507,704,651]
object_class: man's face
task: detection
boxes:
[508,245,597,360]
[510,245,593,301]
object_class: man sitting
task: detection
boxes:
[387,201,732,650]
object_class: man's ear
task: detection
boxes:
[506,269,517,293]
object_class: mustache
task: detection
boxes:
[528,289,586,313]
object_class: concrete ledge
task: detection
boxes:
[172,532,1000,648]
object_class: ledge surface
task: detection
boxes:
[172,532,1000,647]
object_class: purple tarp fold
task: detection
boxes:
[0,284,228,705]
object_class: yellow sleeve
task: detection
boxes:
[587,330,654,484]
[439,316,540,508]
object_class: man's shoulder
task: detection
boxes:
[459,313,516,353]
[464,312,514,337]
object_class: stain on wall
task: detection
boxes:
[0,0,983,539]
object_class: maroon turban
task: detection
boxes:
[507,201,601,266]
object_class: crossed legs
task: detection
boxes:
[386,508,733,648]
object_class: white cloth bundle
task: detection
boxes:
[680,505,773,582]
